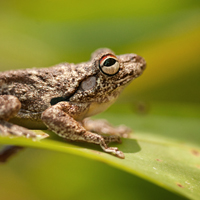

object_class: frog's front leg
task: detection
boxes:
[41,102,125,159]
[82,118,132,138]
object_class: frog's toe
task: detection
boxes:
[0,120,37,139]
[100,145,125,159]
[115,150,125,159]
[108,147,125,159]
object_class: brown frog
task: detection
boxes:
[0,48,146,159]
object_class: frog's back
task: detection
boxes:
[0,63,84,113]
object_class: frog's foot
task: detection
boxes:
[100,146,125,159]
[0,120,37,138]
[82,118,132,138]
[83,131,125,159]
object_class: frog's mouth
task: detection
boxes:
[115,75,134,85]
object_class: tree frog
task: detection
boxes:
[0,48,146,159]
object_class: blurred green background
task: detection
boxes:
[0,0,200,200]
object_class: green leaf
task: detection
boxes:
[0,103,199,199]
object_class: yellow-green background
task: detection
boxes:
[0,0,200,200]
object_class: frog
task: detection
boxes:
[0,48,146,159]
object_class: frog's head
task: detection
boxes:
[93,48,146,86]
[92,48,146,92]
[70,48,146,104]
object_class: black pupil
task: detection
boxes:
[104,58,116,67]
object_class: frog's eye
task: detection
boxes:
[99,54,120,76]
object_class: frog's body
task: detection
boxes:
[0,48,146,159]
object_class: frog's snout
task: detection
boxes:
[135,55,146,71]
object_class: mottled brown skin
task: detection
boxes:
[0,48,146,159]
